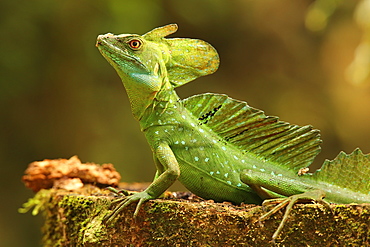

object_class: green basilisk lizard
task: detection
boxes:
[96,24,370,241]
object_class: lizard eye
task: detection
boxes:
[128,39,142,50]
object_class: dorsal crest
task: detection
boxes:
[183,93,322,171]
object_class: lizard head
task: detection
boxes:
[96,24,219,119]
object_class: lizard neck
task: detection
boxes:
[123,71,175,121]
[138,83,181,131]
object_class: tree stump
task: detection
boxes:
[20,157,370,246]
[20,187,370,246]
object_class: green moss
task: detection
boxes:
[18,189,53,216]
[40,190,113,246]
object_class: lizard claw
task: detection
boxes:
[106,186,131,196]
[259,190,330,243]
[104,190,153,224]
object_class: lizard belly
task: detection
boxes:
[145,109,264,204]
[172,145,262,204]
[151,117,263,205]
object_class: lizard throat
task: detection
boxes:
[138,88,181,131]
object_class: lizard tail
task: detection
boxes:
[311,148,370,194]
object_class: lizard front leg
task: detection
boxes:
[104,143,180,224]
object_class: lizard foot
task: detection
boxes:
[104,189,153,224]
[106,186,131,196]
[259,190,331,243]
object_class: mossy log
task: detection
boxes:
[31,186,370,246]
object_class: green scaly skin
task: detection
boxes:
[96,24,370,240]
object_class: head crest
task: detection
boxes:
[144,24,220,87]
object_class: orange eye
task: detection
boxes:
[128,39,142,50]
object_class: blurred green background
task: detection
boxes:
[2,0,370,246]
